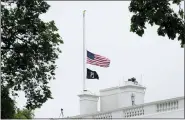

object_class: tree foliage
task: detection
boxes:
[1,0,63,115]
[1,86,16,119]
[14,108,34,119]
[129,0,184,47]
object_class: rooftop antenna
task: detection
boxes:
[140,74,143,85]
[122,76,125,86]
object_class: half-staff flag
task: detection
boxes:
[87,50,110,67]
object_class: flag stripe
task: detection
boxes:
[87,59,110,64]
[87,58,110,63]
[87,58,110,67]
[87,59,110,65]
[87,62,109,67]
[87,62,110,65]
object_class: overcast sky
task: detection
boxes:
[16,1,184,118]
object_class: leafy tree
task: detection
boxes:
[14,108,34,119]
[1,86,16,119]
[129,0,184,47]
[1,0,63,117]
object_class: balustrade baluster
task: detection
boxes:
[168,102,170,110]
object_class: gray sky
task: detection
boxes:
[16,1,184,118]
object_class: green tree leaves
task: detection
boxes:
[1,86,16,119]
[1,0,63,116]
[14,108,34,119]
[129,0,184,47]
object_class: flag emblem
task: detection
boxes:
[87,68,99,79]
[87,50,110,67]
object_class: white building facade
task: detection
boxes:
[66,80,184,119]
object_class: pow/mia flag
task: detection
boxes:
[87,68,99,80]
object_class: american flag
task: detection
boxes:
[87,50,110,67]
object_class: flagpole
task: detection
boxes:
[83,10,87,91]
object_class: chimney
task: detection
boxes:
[78,90,99,115]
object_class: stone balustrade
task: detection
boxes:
[66,96,184,119]
[156,100,178,112]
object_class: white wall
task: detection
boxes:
[80,99,98,114]
[78,93,99,115]
[100,81,145,111]
[119,85,145,106]
[178,98,184,109]
[100,88,119,111]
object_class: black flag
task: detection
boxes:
[87,68,99,80]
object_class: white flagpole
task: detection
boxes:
[83,10,87,91]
